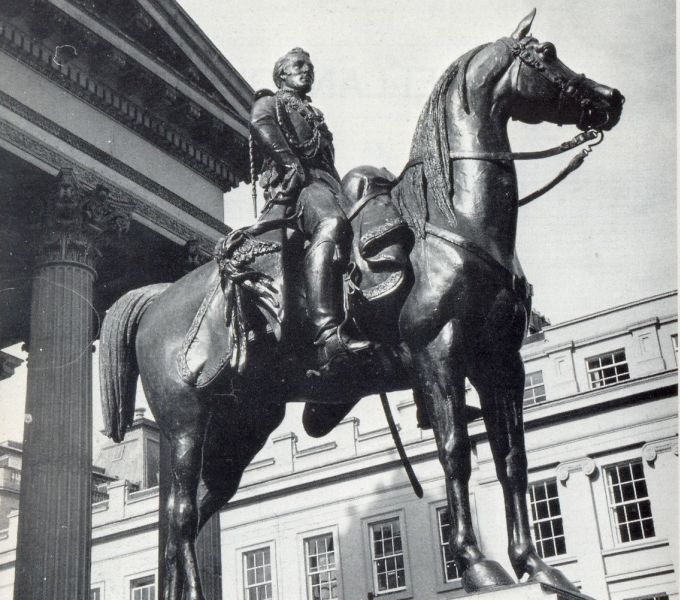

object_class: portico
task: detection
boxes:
[0,1,252,597]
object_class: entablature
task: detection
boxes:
[0,0,253,192]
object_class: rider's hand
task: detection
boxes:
[279,162,306,198]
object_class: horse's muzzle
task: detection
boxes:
[584,85,624,131]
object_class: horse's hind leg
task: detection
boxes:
[160,411,209,600]
[197,397,286,530]
[412,322,513,591]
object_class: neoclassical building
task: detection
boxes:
[0,291,676,600]
[0,1,252,597]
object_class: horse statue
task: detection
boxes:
[99,10,623,600]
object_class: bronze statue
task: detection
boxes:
[249,47,371,372]
[99,11,623,600]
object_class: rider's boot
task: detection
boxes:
[305,239,371,372]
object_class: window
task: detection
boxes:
[523,371,546,405]
[605,461,655,543]
[130,575,155,600]
[436,507,460,582]
[529,481,566,558]
[304,533,338,600]
[586,349,630,388]
[369,518,406,594]
[243,547,273,600]
[672,334,678,365]
[90,589,102,600]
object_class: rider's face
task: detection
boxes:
[280,57,314,94]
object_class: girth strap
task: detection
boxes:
[424,223,532,299]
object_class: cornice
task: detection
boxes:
[0,115,219,252]
[0,14,247,190]
[63,0,252,115]
[57,0,250,122]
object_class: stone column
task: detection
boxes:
[14,170,130,600]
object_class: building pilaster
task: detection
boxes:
[642,437,679,575]
[555,457,609,599]
[14,169,131,600]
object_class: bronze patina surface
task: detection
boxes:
[99,11,623,599]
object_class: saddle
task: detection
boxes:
[178,167,413,387]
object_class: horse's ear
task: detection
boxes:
[511,8,536,40]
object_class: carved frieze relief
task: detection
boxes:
[0,96,227,234]
[0,117,217,253]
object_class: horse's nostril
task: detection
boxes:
[610,88,623,106]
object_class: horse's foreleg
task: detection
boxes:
[412,323,511,591]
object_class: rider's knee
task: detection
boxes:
[315,215,349,241]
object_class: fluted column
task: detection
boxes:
[14,169,130,600]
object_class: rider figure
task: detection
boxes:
[249,47,371,371]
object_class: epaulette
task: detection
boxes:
[253,89,275,101]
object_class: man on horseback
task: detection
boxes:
[250,47,371,371]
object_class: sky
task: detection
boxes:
[202,0,676,323]
[0,1,676,447]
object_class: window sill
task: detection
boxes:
[601,537,668,557]
[436,579,463,595]
[543,554,578,567]
[372,587,412,600]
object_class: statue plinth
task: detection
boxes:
[450,583,595,600]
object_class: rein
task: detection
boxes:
[399,128,603,206]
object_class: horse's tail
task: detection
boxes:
[99,283,170,442]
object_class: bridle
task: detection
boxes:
[398,36,610,207]
[502,36,610,131]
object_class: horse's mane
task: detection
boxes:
[396,44,491,235]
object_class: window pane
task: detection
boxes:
[437,507,460,582]
[305,534,338,600]
[586,350,630,389]
[243,548,273,600]
[529,481,567,558]
[606,461,656,544]
[371,518,407,592]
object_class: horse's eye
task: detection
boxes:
[539,43,557,62]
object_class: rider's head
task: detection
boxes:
[273,48,315,94]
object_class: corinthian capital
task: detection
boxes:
[38,169,133,269]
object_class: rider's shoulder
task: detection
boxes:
[251,89,277,119]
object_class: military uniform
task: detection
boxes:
[251,85,368,366]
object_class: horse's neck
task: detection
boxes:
[442,76,519,270]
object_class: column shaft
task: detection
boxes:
[14,261,94,599]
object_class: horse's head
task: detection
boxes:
[500,9,624,131]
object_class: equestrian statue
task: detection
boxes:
[99,10,623,600]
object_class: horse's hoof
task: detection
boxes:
[462,560,515,592]
[528,565,581,596]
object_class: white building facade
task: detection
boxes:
[0,291,677,600]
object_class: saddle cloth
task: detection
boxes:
[178,167,412,387]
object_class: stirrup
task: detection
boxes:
[315,327,372,372]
